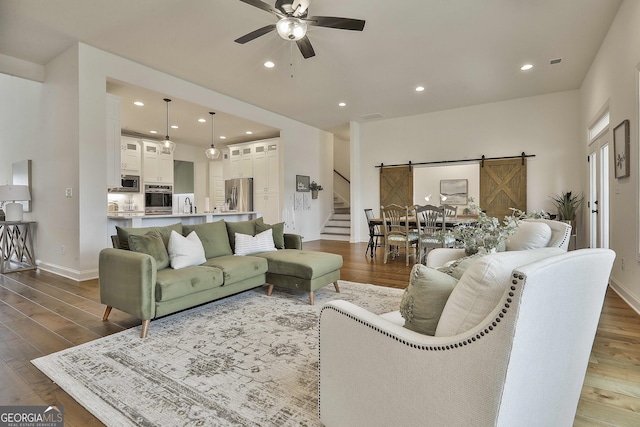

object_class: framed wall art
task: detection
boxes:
[613,119,630,179]
[296,175,310,192]
[440,179,468,205]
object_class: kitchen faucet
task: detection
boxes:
[184,197,192,214]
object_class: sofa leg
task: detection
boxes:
[140,320,150,339]
[309,292,314,306]
[334,281,340,293]
[267,284,274,296]
[102,306,112,321]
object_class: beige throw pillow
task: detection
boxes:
[435,247,564,337]
[399,264,459,336]
[506,221,552,251]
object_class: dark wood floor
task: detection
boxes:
[1,240,639,426]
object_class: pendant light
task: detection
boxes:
[162,98,176,153]
[205,111,221,159]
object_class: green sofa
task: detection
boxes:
[99,218,343,338]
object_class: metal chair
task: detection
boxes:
[381,204,418,266]
[364,208,384,258]
[414,204,455,264]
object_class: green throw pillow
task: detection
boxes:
[399,263,459,336]
[255,217,285,249]
[116,222,183,251]
[183,220,233,259]
[128,230,170,270]
[225,219,257,252]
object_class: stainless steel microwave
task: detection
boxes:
[109,175,140,193]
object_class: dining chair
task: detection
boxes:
[381,204,418,266]
[414,204,455,264]
[441,204,458,220]
[364,208,384,258]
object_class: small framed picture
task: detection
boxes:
[613,119,630,179]
[440,179,468,205]
[296,175,310,192]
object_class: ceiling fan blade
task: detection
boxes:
[238,0,285,18]
[307,16,366,31]
[234,24,276,44]
[292,0,313,16]
[296,36,316,59]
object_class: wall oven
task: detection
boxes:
[145,185,172,215]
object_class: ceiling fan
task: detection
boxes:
[234,0,366,59]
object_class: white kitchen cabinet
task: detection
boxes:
[120,137,141,175]
[254,193,280,224]
[253,140,279,194]
[209,160,225,210]
[143,140,174,184]
[106,94,122,187]
[228,144,253,178]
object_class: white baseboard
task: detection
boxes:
[609,276,640,316]
[37,261,98,282]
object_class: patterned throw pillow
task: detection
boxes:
[234,229,278,256]
[399,263,459,336]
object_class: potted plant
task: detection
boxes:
[550,191,584,222]
[309,181,323,199]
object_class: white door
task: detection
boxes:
[588,134,610,248]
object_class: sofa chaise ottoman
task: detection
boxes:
[258,249,343,305]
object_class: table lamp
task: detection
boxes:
[0,185,31,221]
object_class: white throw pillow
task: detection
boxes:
[506,221,552,251]
[435,247,564,337]
[168,230,206,269]
[234,229,277,256]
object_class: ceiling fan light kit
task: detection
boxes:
[276,17,307,40]
[235,0,365,59]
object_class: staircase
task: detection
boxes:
[320,196,351,241]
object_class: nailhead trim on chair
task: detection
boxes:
[317,272,526,418]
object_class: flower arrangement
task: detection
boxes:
[440,198,518,254]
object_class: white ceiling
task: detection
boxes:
[0,0,622,146]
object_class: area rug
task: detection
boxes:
[32,281,403,427]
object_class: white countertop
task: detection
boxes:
[107,211,253,220]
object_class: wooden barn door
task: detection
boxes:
[480,159,527,218]
[380,166,413,208]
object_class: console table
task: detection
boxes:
[0,221,37,273]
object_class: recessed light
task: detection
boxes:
[264,61,275,68]
[338,102,347,107]
[171,125,179,129]
[219,136,226,140]
[245,131,253,135]
[149,130,158,134]
[198,118,206,123]
[133,101,144,106]
[520,64,533,71]
[415,86,425,92]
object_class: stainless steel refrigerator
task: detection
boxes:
[225,178,253,212]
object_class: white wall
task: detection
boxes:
[413,164,479,211]
[580,0,640,313]
[1,43,333,280]
[333,136,350,205]
[351,90,582,242]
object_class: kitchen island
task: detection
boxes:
[107,211,258,235]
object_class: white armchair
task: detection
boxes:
[319,248,615,427]
[426,218,572,268]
